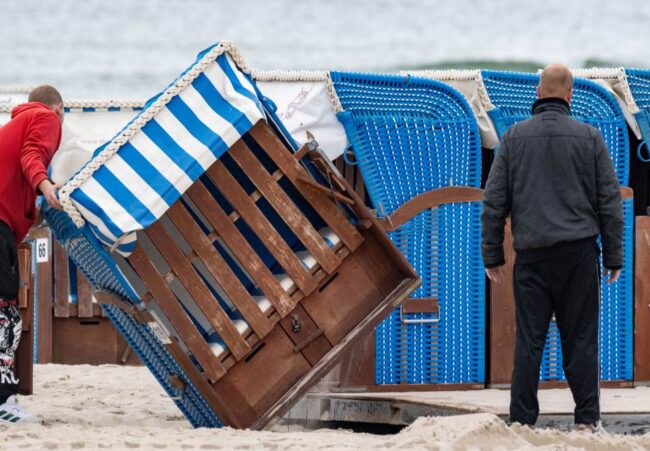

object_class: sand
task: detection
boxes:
[0,364,647,450]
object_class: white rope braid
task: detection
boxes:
[0,99,146,114]
[570,67,639,114]
[403,69,495,111]
[325,72,343,113]
[58,40,249,227]
[252,69,328,82]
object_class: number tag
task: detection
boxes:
[35,238,49,263]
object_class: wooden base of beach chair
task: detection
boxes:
[104,121,419,429]
[634,216,650,383]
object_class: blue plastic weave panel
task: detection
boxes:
[375,202,485,384]
[481,70,630,186]
[43,205,223,428]
[540,197,634,381]
[331,72,481,215]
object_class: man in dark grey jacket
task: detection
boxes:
[481,64,623,432]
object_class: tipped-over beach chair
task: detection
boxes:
[43,42,419,429]
[330,72,485,386]
[481,71,634,382]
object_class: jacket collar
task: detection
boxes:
[532,97,570,116]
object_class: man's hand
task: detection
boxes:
[603,268,621,284]
[37,179,62,210]
[485,264,507,284]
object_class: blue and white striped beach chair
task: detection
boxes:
[43,42,418,429]
[331,72,485,386]
[481,70,634,382]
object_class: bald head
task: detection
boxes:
[537,64,573,101]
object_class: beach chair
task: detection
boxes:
[330,72,485,387]
[43,42,419,429]
[482,71,634,382]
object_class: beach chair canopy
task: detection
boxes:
[403,70,500,149]
[253,70,349,160]
[331,72,481,216]
[481,70,630,185]
[59,41,265,255]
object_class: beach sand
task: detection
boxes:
[0,364,648,450]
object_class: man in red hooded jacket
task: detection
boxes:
[0,85,63,423]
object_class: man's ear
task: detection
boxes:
[565,90,573,104]
[53,102,64,123]
[536,85,543,99]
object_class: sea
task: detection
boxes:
[1,0,649,99]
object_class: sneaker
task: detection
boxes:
[576,420,607,434]
[0,396,41,424]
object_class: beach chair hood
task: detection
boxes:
[58,41,265,256]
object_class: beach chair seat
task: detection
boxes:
[374,187,486,385]
[44,42,418,429]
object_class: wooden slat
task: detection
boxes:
[635,216,650,382]
[166,203,273,338]
[53,241,70,318]
[206,161,317,295]
[77,269,94,318]
[186,183,294,317]
[229,140,340,274]
[129,246,226,381]
[248,122,363,251]
[145,221,251,360]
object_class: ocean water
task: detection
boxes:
[1,0,649,98]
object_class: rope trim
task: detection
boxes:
[402,69,495,111]
[570,67,639,114]
[0,85,32,94]
[58,40,250,228]
[0,98,146,114]
[252,69,328,82]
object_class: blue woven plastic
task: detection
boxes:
[375,202,485,384]
[481,70,630,186]
[331,72,482,215]
[42,205,223,428]
[540,197,634,381]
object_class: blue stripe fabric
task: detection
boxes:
[67,44,265,256]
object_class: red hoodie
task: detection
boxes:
[0,102,62,243]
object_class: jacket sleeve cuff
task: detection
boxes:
[484,259,506,269]
[31,172,49,192]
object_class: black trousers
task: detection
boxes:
[0,222,20,404]
[509,244,600,426]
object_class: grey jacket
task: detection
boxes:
[481,98,623,269]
